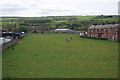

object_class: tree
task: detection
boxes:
[18,26,27,32]
[7,24,13,31]
[71,27,74,30]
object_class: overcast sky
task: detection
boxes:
[0,0,119,17]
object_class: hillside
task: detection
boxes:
[1,15,118,32]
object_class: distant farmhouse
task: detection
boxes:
[87,24,120,41]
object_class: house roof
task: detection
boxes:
[55,29,71,31]
[88,24,120,29]
[0,29,6,31]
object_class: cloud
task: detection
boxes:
[1,4,27,15]
[0,2,28,15]
[0,0,118,17]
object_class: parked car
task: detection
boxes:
[2,32,25,39]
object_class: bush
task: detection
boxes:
[80,36,107,40]
[18,26,27,33]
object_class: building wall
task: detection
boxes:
[87,29,91,37]
[118,28,120,41]
[2,38,19,52]
[87,28,119,41]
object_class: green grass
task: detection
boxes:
[2,34,118,78]
[76,16,96,21]
[2,22,18,25]
[52,20,68,23]
[94,18,118,22]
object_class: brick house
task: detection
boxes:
[87,24,120,41]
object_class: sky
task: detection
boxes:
[0,0,119,17]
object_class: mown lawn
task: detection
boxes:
[2,34,118,78]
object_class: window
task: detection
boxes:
[115,29,118,33]
[104,34,106,38]
[104,29,107,33]
[91,34,92,37]
[101,35,103,38]
[116,35,118,40]
[99,29,101,32]
[91,29,93,32]
[96,29,97,33]
[95,34,97,38]
[108,29,111,33]
[113,35,114,40]
[108,35,110,39]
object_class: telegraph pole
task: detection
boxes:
[94,25,95,37]
[12,19,14,50]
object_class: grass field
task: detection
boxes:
[2,34,118,78]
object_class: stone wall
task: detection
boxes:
[2,39,19,52]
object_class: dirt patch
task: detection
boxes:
[17,41,24,44]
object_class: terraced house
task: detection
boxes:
[87,24,120,41]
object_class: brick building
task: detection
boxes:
[87,24,120,41]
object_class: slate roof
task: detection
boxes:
[88,24,120,29]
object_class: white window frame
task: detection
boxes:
[115,34,118,40]
[108,29,110,33]
[104,34,106,38]
[91,29,93,32]
[108,35,110,39]
[96,29,97,33]
[101,35,103,38]
[115,28,118,33]
[91,34,92,37]
[104,29,107,33]
[99,29,101,32]
[95,34,97,38]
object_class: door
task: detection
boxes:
[98,33,101,38]
[113,35,114,40]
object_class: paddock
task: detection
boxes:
[2,33,118,78]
